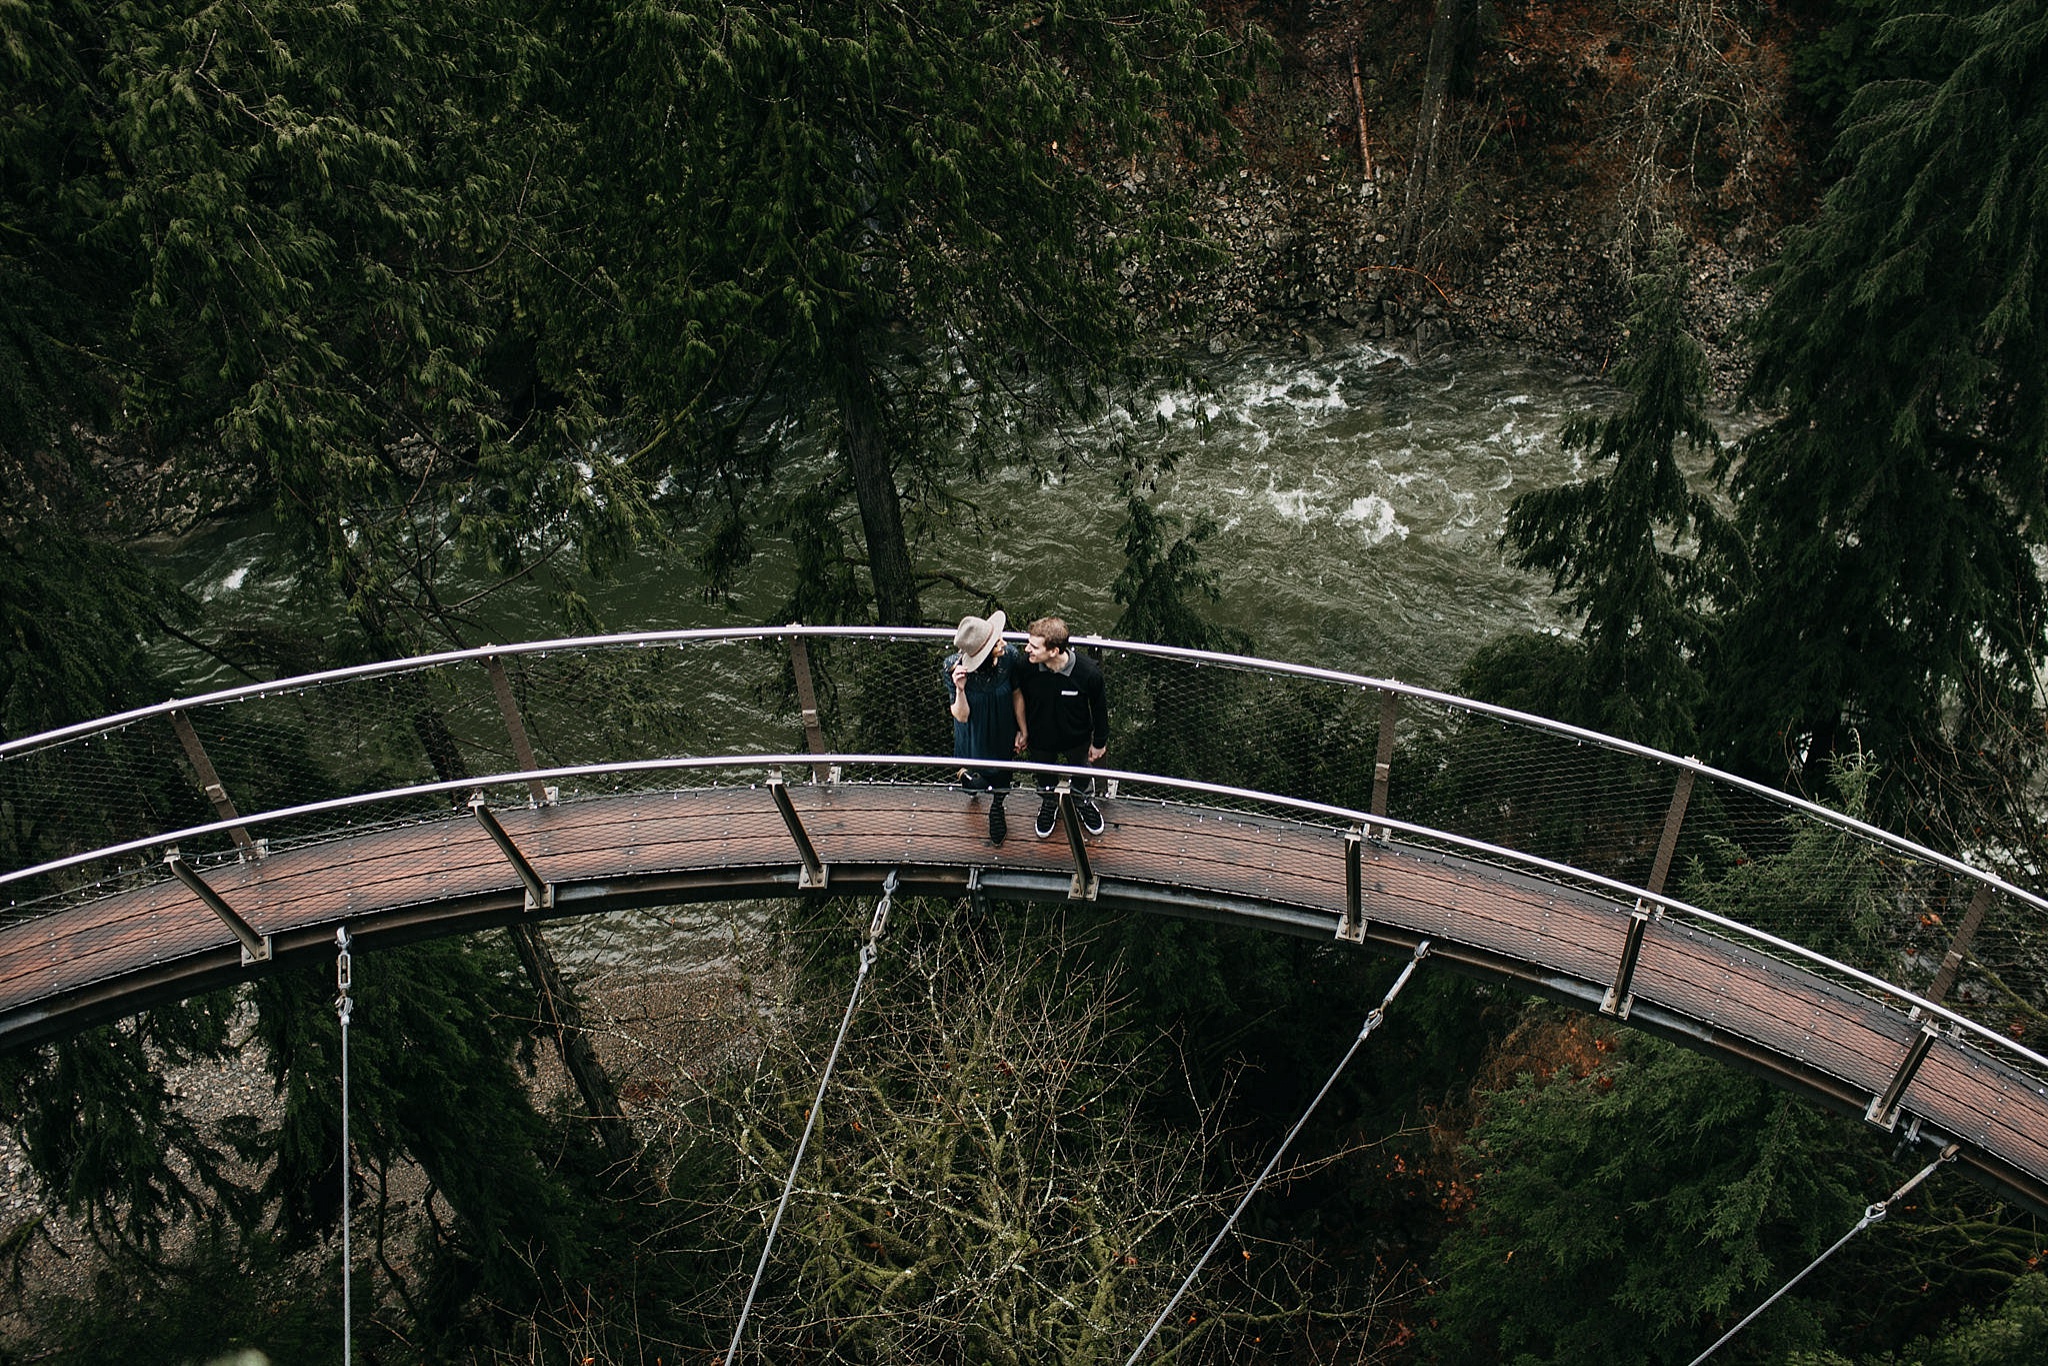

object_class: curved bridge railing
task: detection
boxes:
[3,628,2046,1189]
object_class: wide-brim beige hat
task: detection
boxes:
[954,610,1006,671]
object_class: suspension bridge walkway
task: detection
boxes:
[3,628,2045,1215]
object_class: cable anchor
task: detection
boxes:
[1685,1143,1958,1366]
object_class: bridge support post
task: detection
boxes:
[1643,768,1695,898]
[1370,691,1398,840]
[483,656,554,807]
[787,629,832,784]
[165,847,271,964]
[1925,882,1995,1008]
[1056,780,1099,901]
[1868,1022,1943,1131]
[469,794,554,910]
[168,711,262,859]
[1337,826,1368,942]
[767,771,829,889]
[1601,768,1695,1019]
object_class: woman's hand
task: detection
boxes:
[949,665,972,722]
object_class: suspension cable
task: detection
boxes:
[724,871,898,1366]
[1686,1142,1959,1366]
[1124,940,1432,1365]
[336,926,355,1366]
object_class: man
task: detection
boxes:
[1011,616,1108,838]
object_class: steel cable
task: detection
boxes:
[336,926,354,1366]
[723,871,898,1366]
[1123,939,1433,1365]
[1686,1142,1959,1366]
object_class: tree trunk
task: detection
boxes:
[506,922,642,1177]
[1399,0,1472,263]
[338,549,641,1174]
[835,342,923,626]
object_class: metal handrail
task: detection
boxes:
[5,750,2040,1075]
[1,626,2035,925]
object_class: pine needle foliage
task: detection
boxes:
[1789,1271,2048,1366]
[1502,232,1727,752]
[578,0,1259,623]
[0,996,243,1257]
[1713,0,2048,784]
[1425,1029,1875,1366]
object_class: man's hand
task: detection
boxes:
[1087,744,1106,763]
[1014,730,1029,754]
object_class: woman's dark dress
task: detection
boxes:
[941,644,1018,791]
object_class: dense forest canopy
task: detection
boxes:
[4,0,2048,1363]
[2,0,1254,679]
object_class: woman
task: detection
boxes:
[943,611,1021,845]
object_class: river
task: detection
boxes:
[161,339,1727,694]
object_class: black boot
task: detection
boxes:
[988,796,1008,846]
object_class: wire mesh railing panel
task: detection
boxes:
[500,638,801,767]
[1675,774,2005,1015]
[1944,902,2048,1051]
[1386,700,1685,889]
[0,721,215,898]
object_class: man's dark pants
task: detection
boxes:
[1028,744,1096,807]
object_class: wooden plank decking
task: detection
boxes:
[4,782,2044,1212]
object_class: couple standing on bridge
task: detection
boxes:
[945,612,1109,846]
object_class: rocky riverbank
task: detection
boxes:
[1147,0,1806,391]
[1152,158,1762,387]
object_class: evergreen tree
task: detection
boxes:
[1425,1027,1880,1366]
[1791,1273,2048,1366]
[578,0,1255,624]
[1111,493,1250,655]
[0,0,194,746]
[1502,232,1726,751]
[0,0,647,669]
[1711,0,2048,786]
[108,0,645,658]
[1424,753,2037,1366]
[0,998,244,1257]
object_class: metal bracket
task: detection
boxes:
[1600,900,1658,1019]
[1056,780,1100,901]
[483,655,553,807]
[966,866,989,916]
[168,711,262,858]
[767,770,828,889]
[1336,825,1367,943]
[868,869,898,942]
[468,793,554,910]
[164,847,271,964]
[1598,770,1693,1018]
[1868,1022,1942,1131]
